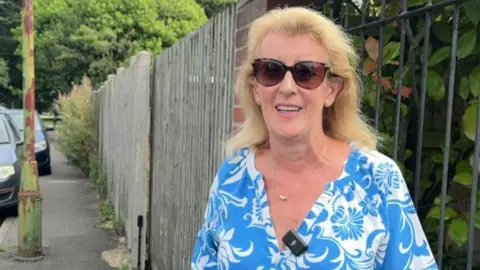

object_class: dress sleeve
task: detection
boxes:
[377,160,438,270]
[191,176,220,269]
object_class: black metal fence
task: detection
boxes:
[314,0,479,269]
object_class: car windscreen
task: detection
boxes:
[8,112,43,131]
[0,116,11,144]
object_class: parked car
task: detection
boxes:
[4,109,53,175]
[0,111,23,212]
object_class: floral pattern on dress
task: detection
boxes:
[191,144,438,270]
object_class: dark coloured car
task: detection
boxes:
[0,112,23,211]
[4,109,53,175]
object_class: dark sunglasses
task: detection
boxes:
[251,58,336,90]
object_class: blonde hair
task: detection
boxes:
[225,6,379,156]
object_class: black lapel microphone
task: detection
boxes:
[282,229,308,256]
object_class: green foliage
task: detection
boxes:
[0,0,22,107]
[88,154,108,200]
[0,58,9,88]
[196,0,236,17]
[7,0,208,112]
[351,0,480,266]
[55,76,95,176]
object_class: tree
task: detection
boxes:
[11,0,208,111]
[196,0,236,18]
[0,0,22,107]
[0,58,9,88]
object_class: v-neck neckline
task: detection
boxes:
[246,142,360,256]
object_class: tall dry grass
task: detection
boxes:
[55,76,95,175]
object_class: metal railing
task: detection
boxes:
[318,0,478,268]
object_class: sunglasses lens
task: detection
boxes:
[252,59,329,89]
[254,60,285,86]
[293,62,326,89]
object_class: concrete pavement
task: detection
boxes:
[0,141,117,270]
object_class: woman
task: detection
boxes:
[191,6,437,270]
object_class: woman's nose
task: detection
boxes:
[278,71,297,95]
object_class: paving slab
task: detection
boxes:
[0,143,117,270]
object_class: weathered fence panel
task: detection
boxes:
[93,52,151,269]
[148,5,236,269]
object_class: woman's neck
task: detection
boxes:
[266,130,335,173]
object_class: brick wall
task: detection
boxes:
[233,0,268,131]
[232,0,316,131]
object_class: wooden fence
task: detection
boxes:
[92,4,236,269]
[93,52,151,269]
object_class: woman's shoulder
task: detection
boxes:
[355,147,400,170]
[351,146,406,196]
[214,147,259,185]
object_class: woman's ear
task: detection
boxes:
[250,81,261,105]
[329,76,344,95]
[325,76,344,107]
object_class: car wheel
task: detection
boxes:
[41,166,52,175]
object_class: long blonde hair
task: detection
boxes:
[225,6,379,156]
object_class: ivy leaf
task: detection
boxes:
[363,58,377,74]
[465,211,480,229]
[432,22,452,44]
[453,136,474,152]
[457,30,477,59]
[420,43,432,63]
[448,217,468,246]
[462,103,478,141]
[383,41,401,65]
[459,77,470,100]
[365,37,379,61]
[420,178,432,189]
[404,149,412,161]
[432,152,443,164]
[427,206,457,220]
[469,65,480,98]
[453,172,473,186]
[382,24,394,45]
[469,153,480,174]
[426,70,445,100]
[462,0,480,25]
[456,160,472,173]
[428,46,451,67]
[434,194,452,206]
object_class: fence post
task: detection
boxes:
[130,51,151,270]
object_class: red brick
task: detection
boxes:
[233,107,245,122]
[236,0,268,29]
[235,47,248,68]
[236,27,249,49]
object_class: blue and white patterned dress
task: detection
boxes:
[191,144,438,269]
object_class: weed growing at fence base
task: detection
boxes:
[89,154,108,200]
[55,76,95,176]
[89,154,125,236]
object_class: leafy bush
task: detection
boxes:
[55,76,95,175]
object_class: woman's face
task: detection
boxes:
[251,32,341,140]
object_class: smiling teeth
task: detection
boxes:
[277,105,301,112]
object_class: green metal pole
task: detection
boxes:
[17,0,43,261]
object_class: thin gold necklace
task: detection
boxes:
[269,147,328,201]
[270,158,301,201]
